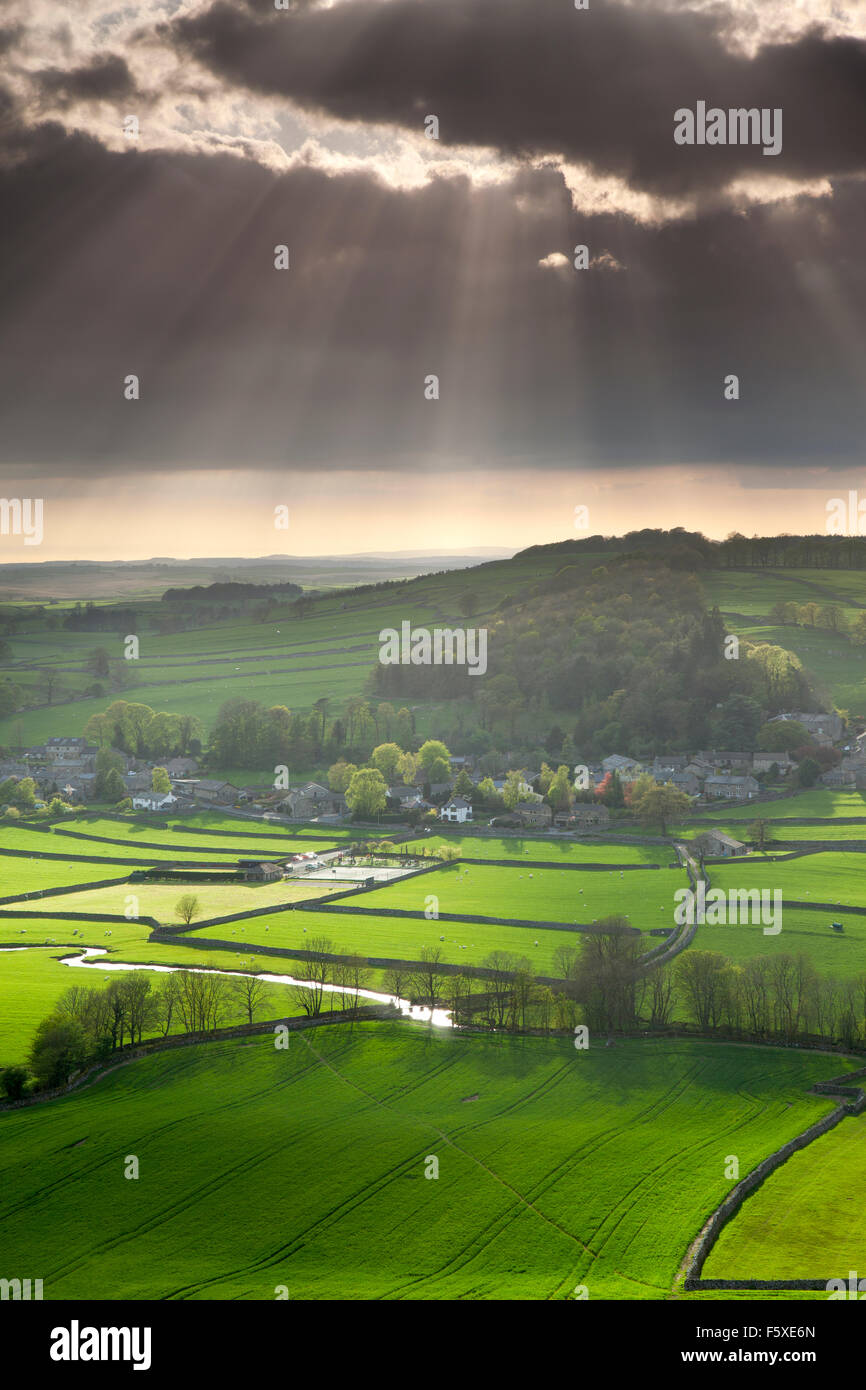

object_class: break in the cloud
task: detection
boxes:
[168,0,866,201]
[1,0,866,515]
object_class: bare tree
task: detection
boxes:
[294,936,334,1017]
[157,972,182,1037]
[647,965,676,1027]
[481,951,516,1029]
[675,950,731,1031]
[231,972,272,1025]
[411,946,447,1019]
[383,966,407,1001]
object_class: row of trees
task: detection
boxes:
[17,971,278,1091]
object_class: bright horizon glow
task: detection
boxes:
[0,463,860,563]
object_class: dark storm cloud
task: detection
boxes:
[34,54,138,106]
[0,25,23,56]
[168,0,866,194]
[2,101,866,478]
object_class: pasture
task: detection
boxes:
[709,852,866,909]
[0,944,310,1067]
[691,907,866,978]
[702,1112,866,1282]
[406,835,673,866]
[355,860,685,927]
[25,878,337,925]
[0,1030,845,1300]
[183,905,588,976]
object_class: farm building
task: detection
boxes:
[515,802,553,828]
[704,774,760,801]
[702,830,747,858]
[240,862,283,882]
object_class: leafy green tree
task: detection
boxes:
[503,770,525,810]
[29,1015,89,1089]
[427,758,450,785]
[152,766,171,794]
[798,757,820,788]
[538,762,554,794]
[477,776,503,808]
[756,720,809,752]
[715,694,763,749]
[417,739,451,778]
[397,750,418,785]
[370,743,403,783]
[1,1065,28,1101]
[86,647,111,678]
[546,764,574,813]
[0,681,21,718]
[328,761,356,793]
[630,780,692,835]
[103,768,126,804]
[94,746,125,799]
[345,767,388,819]
[453,767,475,798]
[11,777,36,811]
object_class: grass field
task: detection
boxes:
[0,945,311,1066]
[694,790,866,821]
[692,907,866,977]
[407,835,674,865]
[702,1112,866,1282]
[0,858,129,898]
[184,904,589,975]
[355,860,686,926]
[20,879,338,925]
[709,852,866,908]
[0,1029,847,1300]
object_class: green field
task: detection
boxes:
[709,852,866,908]
[355,860,685,926]
[0,858,128,898]
[20,878,338,925]
[408,835,674,865]
[694,790,866,821]
[692,907,866,977]
[0,944,310,1066]
[184,904,588,975]
[0,1030,847,1300]
[703,1112,866,1281]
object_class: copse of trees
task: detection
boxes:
[22,969,283,1092]
[208,696,415,772]
[85,700,202,759]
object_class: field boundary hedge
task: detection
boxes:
[682,1065,866,1292]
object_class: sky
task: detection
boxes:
[2,0,866,559]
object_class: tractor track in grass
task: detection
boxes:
[160,1051,475,1300]
[0,1052,324,1227]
